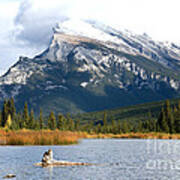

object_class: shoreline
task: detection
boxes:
[0,129,180,146]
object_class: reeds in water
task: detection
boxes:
[1,129,180,146]
[0,129,87,145]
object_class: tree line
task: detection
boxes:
[0,98,78,131]
[156,99,180,133]
[0,98,180,134]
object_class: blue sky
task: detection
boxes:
[1,0,180,75]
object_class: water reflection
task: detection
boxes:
[47,166,53,180]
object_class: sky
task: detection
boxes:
[1,0,180,75]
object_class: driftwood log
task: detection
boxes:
[34,160,94,167]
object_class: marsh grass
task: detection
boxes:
[0,130,180,145]
[85,132,180,139]
[0,129,88,145]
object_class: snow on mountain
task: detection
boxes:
[1,19,180,87]
[54,19,125,44]
[54,19,180,67]
[0,19,180,114]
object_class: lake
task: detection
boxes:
[1,139,180,180]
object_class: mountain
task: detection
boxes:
[0,19,180,114]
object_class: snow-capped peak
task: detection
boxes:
[53,18,124,43]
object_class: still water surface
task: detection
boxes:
[0,139,180,180]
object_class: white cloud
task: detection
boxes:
[0,1,20,74]
[13,0,70,47]
[10,0,180,45]
[1,0,180,75]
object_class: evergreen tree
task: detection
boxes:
[8,98,16,120]
[66,113,75,131]
[75,119,80,131]
[152,119,157,132]
[57,114,62,130]
[137,121,143,132]
[157,101,175,133]
[2,100,8,127]
[103,112,107,126]
[122,121,129,133]
[161,115,169,133]
[158,108,169,133]
[117,120,122,134]
[164,100,175,133]
[34,121,40,130]
[111,119,117,134]
[39,109,44,129]
[15,112,22,129]
[178,100,180,110]
[145,111,156,132]
[147,111,152,131]
[29,109,35,129]
[69,118,75,131]
[57,114,65,130]
[23,102,29,128]
[102,112,108,133]
[157,108,162,131]
[174,110,180,133]
[48,111,56,130]
[169,113,175,134]
[0,98,17,127]
[0,112,2,127]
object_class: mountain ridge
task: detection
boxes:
[0,19,180,114]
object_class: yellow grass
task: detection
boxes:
[0,129,88,145]
[84,132,180,140]
[0,130,180,146]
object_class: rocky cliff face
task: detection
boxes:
[0,19,180,114]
